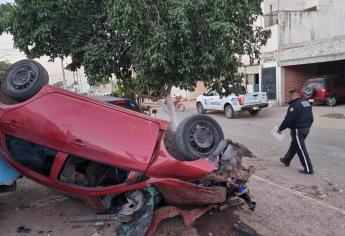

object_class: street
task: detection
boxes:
[158,103,345,180]
[0,103,345,236]
[156,102,345,236]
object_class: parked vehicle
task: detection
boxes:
[0,60,254,221]
[91,96,143,113]
[196,90,268,118]
[302,76,345,106]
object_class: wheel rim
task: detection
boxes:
[7,64,39,91]
[189,121,214,152]
[197,104,203,113]
[225,107,232,117]
[304,87,313,97]
[328,97,336,106]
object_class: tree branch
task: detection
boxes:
[126,88,160,101]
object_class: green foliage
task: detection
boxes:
[0,61,11,71]
[2,0,270,97]
[53,81,64,88]
[111,79,137,101]
[0,3,12,32]
[109,0,270,96]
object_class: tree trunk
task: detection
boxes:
[164,94,178,131]
[160,86,178,131]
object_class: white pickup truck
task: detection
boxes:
[196,91,268,118]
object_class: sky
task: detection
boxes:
[0,0,13,3]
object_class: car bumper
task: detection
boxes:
[241,103,269,110]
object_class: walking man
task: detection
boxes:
[278,90,314,174]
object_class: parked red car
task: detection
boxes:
[302,76,345,106]
[0,60,254,235]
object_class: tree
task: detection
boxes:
[0,3,12,33]
[1,0,270,130]
[0,61,11,72]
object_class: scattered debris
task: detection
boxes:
[219,197,245,211]
[66,139,256,235]
[68,212,132,223]
[233,220,259,236]
[117,189,155,236]
[146,205,215,236]
[17,226,31,234]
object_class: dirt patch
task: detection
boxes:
[194,208,260,236]
[321,113,345,119]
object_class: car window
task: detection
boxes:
[304,81,324,88]
[5,135,57,177]
[59,155,129,188]
[206,91,219,96]
[125,101,142,112]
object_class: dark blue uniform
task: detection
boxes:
[279,98,314,174]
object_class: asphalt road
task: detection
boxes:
[157,102,345,181]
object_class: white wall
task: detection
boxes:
[279,0,345,46]
[263,24,279,52]
[264,0,305,14]
[0,33,90,93]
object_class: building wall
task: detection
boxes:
[280,1,345,46]
[279,35,345,66]
[283,66,308,101]
[264,0,305,13]
[0,33,90,90]
[171,81,207,100]
[263,24,279,52]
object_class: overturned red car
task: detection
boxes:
[0,60,255,235]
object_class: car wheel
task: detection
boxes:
[177,103,185,112]
[303,87,314,97]
[1,59,49,102]
[249,110,260,116]
[326,96,337,107]
[224,104,235,119]
[175,114,224,161]
[196,102,205,114]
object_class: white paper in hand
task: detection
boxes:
[271,126,285,142]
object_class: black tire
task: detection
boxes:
[326,96,337,107]
[1,59,49,102]
[175,114,224,161]
[177,103,185,112]
[196,102,205,114]
[224,104,235,119]
[249,110,260,116]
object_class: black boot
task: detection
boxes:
[280,157,289,167]
[299,169,313,175]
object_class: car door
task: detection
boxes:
[209,91,222,110]
[0,93,83,178]
[65,99,160,172]
[0,93,83,153]
[203,91,219,110]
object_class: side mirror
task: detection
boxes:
[203,93,207,96]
